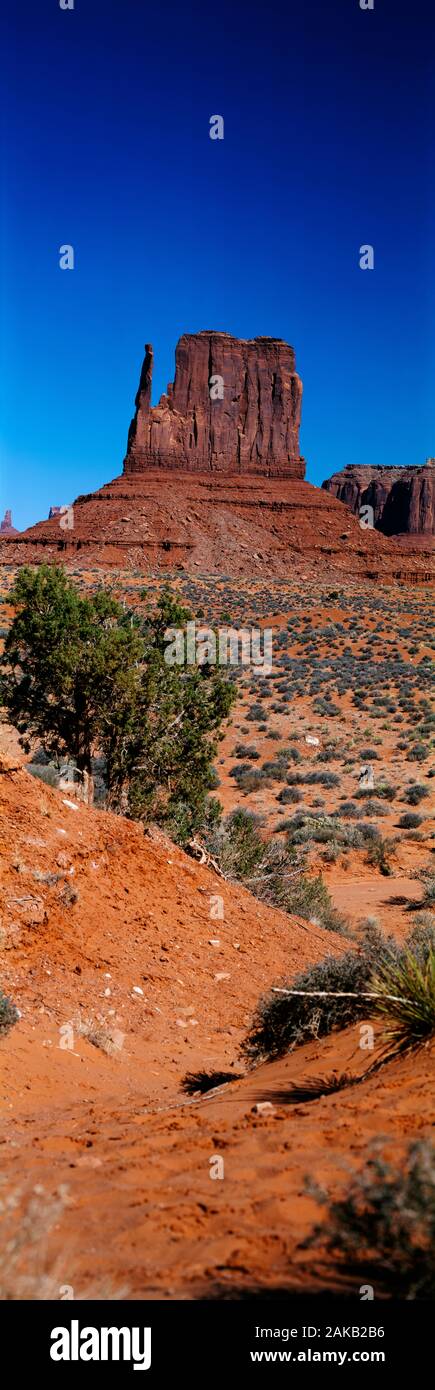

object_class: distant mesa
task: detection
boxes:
[0,509,18,536]
[322,463,435,537]
[124,331,306,478]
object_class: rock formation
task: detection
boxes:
[322,463,435,537]
[2,333,434,584]
[0,509,18,536]
[49,505,68,520]
[5,471,434,583]
[124,332,305,477]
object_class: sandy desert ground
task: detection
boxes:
[0,567,434,1300]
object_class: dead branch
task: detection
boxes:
[272,988,407,1004]
[187,837,226,878]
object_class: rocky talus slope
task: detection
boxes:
[3,472,434,582]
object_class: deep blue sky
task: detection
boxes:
[1,0,434,529]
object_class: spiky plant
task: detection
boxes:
[371,947,435,1055]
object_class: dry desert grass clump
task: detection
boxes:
[304,1139,435,1300]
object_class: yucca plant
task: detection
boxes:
[371,947,435,1055]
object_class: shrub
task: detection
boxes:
[284,814,382,854]
[229,762,253,779]
[285,770,340,788]
[283,746,302,763]
[360,799,388,817]
[278,874,346,934]
[277,786,303,805]
[246,703,265,721]
[234,744,260,761]
[408,915,435,955]
[403,784,430,806]
[422,878,435,908]
[398,812,424,830]
[234,769,267,793]
[206,812,346,935]
[262,758,289,781]
[0,990,19,1037]
[242,925,398,1062]
[408,744,430,762]
[359,822,380,842]
[206,809,264,879]
[365,836,396,875]
[355,784,396,801]
[304,1140,435,1299]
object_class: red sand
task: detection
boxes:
[1,757,433,1299]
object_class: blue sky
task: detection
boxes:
[1,0,434,529]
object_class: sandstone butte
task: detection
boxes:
[124,332,305,476]
[322,462,435,540]
[2,332,434,582]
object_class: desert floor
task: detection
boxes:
[0,569,433,1299]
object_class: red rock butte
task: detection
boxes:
[124,332,305,477]
[2,332,434,583]
[0,509,18,537]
